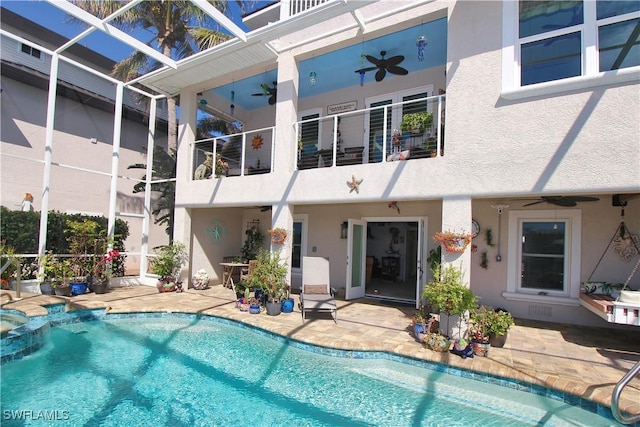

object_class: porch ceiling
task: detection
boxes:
[137,0,368,97]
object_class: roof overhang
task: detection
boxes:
[136,0,369,97]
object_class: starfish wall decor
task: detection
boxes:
[347,175,363,193]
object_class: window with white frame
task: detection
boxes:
[503,1,640,96]
[505,210,582,302]
[291,214,308,272]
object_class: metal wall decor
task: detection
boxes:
[206,219,227,245]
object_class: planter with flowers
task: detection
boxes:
[433,230,472,254]
[91,249,121,294]
[470,305,515,356]
[268,228,288,245]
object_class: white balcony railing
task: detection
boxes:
[190,94,446,179]
[295,94,446,170]
[192,126,275,180]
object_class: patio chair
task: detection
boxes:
[240,259,258,282]
[300,256,337,322]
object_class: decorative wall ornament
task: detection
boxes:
[388,201,400,214]
[613,232,640,262]
[347,175,363,194]
[206,220,227,245]
[252,134,264,150]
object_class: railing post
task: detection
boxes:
[611,360,640,424]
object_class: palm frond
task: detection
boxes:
[189,27,232,51]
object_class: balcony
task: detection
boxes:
[191,94,446,180]
[243,0,332,30]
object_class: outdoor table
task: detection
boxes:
[219,262,249,294]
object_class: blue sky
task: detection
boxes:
[2,0,262,62]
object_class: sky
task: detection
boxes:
[1,0,264,62]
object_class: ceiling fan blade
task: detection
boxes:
[375,68,386,82]
[354,66,377,73]
[385,55,405,66]
[268,95,276,105]
[251,93,266,97]
[552,199,578,207]
[387,65,408,75]
[365,55,383,66]
[522,200,545,207]
[564,196,599,203]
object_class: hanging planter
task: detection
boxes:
[268,228,288,245]
[433,231,472,254]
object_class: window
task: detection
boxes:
[291,214,308,273]
[505,210,582,304]
[502,1,640,97]
[20,43,41,59]
[291,221,302,269]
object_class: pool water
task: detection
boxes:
[0,317,620,426]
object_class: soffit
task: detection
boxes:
[137,0,368,97]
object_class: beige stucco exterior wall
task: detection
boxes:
[0,76,169,273]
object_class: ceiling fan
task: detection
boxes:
[354,50,408,82]
[251,81,277,105]
[522,196,600,207]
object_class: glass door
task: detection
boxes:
[346,219,366,299]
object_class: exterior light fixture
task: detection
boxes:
[416,35,427,62]
[341,222,348,239]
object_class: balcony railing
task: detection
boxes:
[295,94,445,170]
[190,94,446,180]
[192,126,275,180]
[288,0,330,16]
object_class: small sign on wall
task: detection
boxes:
[327,101,357,115]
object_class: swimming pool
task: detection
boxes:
[0,315,621,426]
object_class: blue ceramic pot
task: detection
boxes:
[70,282,88,296]
[281,298,294,313]
[249,304,261,314]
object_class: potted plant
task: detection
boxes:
[470,305,515,356]
[66,219,105,295]
[91,248,121,294]
[151,242,187,292]
[411,305,434,343]
[267,228,288,245]
[246,250,288,316]
[240,225,264,262]
[432,230,472,253]
[52,258,73,297]
[37,251,57,295]
[421,264,477,341]
[400,111,433,134]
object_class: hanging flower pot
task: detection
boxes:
[433,231,472,254]
[268,228,288,245]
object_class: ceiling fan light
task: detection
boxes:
[416,35,427,61]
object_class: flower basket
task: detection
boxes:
[433,231,472,254]
[268,228,288,245]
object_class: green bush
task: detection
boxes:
[0,207,129,278]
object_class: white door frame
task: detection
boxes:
[362,216,429,308]
[345,219,367,299]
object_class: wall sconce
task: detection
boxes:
[340,221,348,239]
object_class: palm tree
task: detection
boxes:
[71,1,252,241]
[71,0,240,151]
[128,146,178,240]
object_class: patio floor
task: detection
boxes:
[2,284,639,419]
